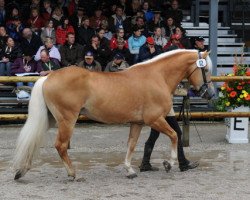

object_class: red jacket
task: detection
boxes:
[110,36,128,50]
[27,16,45,31]
[56,25,75,45]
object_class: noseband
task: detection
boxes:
[186,52,211,98]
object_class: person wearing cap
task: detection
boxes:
[105,53,129,72]
[128,25,146,64]
[112,38,133,65]
[193,36,207,51]
[78,51,102,72]
[59,32,83,66]
[138,36,162,62]
[84,34,111,70]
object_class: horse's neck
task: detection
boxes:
[161,53,196,92]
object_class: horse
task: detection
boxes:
[13,49,215,180]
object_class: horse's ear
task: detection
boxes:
[202,50,210,58]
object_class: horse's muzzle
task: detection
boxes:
[197,83,215,100]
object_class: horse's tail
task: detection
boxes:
[13,76,49,179]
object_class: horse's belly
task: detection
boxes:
[80,105,143,124]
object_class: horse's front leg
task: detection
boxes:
[150,116,178,169]
[124,123,142,179]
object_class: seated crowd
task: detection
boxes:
[0,0,207,79]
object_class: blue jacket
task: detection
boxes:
[128,35,146,55]
[138,44,163,62]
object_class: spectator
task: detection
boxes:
[89,7,106,30]
[0,25,8,50]
[126,0,141,17]
[30,0,41,10]
[34,37,61,62]
[141,1,154,22]
[193,36,208,51]
[128,25,146,64]
[84,35,111,70]
[41,0,53,23]
[110,28,128,50]
[166,0,183,26]
[27,7,44,35]
[68,0,79,16]
[59,32,83,66]
[37,49,61,76]
[20,28,43,57]
[108,5,126,33]
[56,16,74,46]
[11,52,38,87]
[112,38,132,65]
[164,16,176,40]
[152,27,168,48]
[174,26,191,49]
[163,33,184,51]
[51,6,64,29]
[11,51,38,76]
[69,7,86,31]
[6,6,21,26]
[134,16,149,37]
[40,20,56,44]
[6,16,25,42]
[96,28,110,48]
[147,11,165,36]
[0,0,6,26]
[77,16,95,47]
[0,36,21,76]
[105,53,129,72]
[100,20,113,40]
[138,36,162,62]
[78,51,102,72]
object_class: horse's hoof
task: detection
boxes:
[14,170,23,180]
[127,173,137,179]
[67,175,76,181]
[163,160,172,173]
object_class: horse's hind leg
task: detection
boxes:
[55,118,77,179]
[124,123,142,178]
[150,116,178,169]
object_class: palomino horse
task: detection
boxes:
[13,49,214,180]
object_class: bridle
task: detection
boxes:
[186,52,212,98]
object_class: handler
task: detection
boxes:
[140,107,199,172]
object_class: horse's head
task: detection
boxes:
[187,51,215,100]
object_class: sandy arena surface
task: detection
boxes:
[0,122,250,200]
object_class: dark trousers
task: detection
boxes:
[143,116,188,166]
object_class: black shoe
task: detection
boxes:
[139,163,159,172]
[179,161,199,172]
